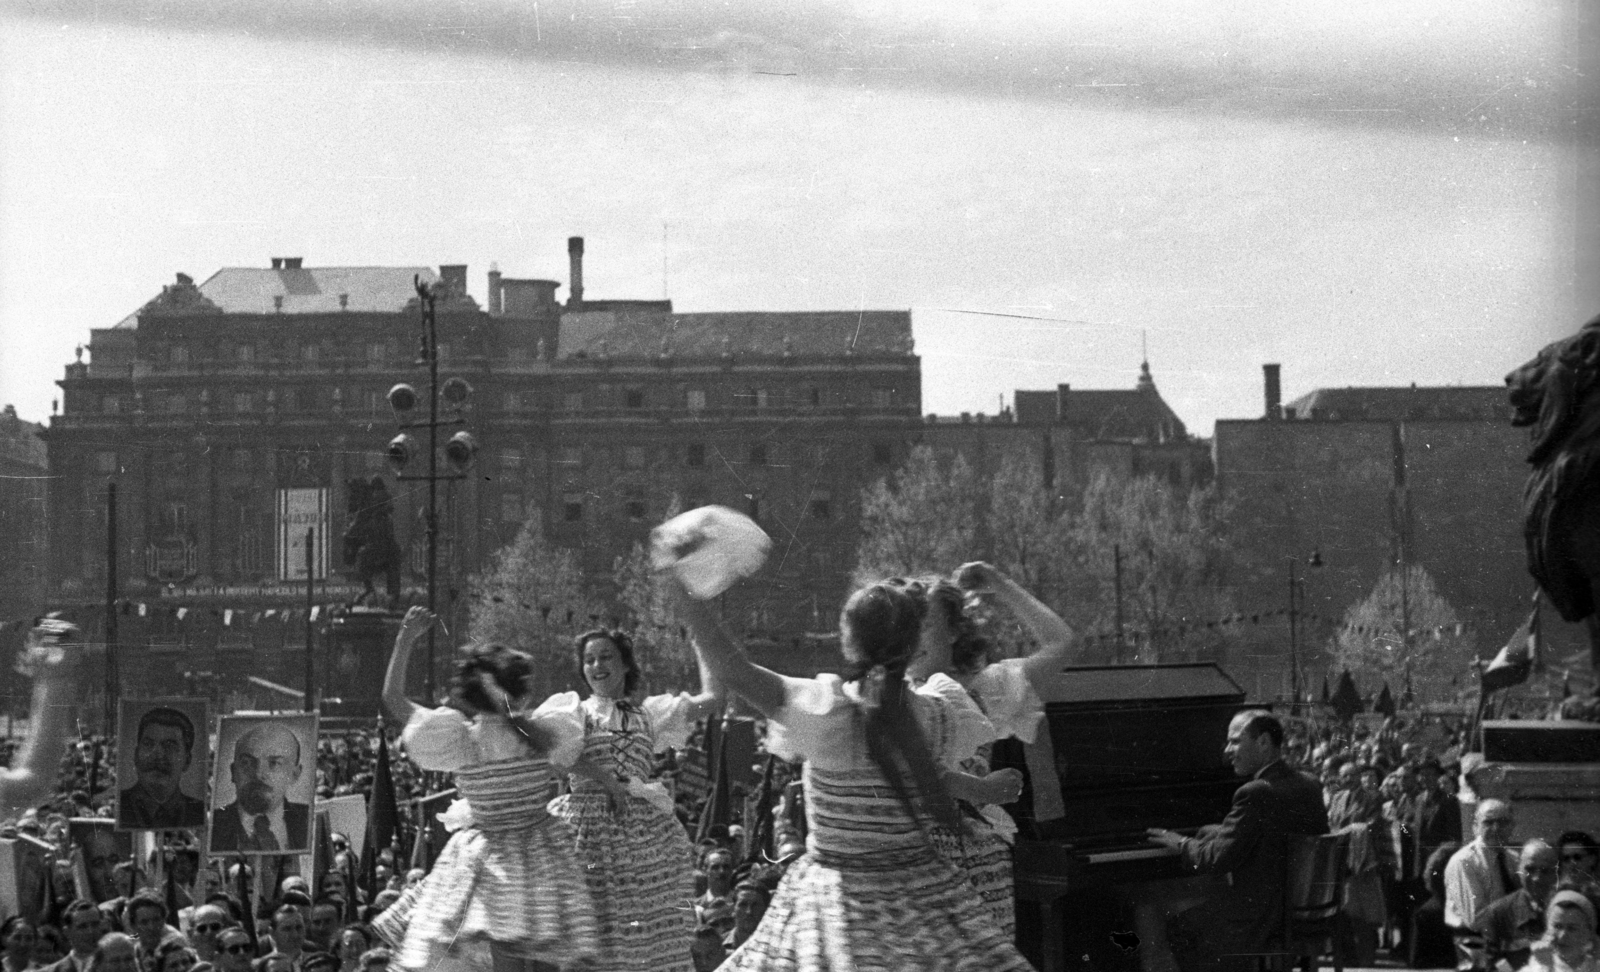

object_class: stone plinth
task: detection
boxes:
[1463,722,1600,843]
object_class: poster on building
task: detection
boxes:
[277,487,329,581]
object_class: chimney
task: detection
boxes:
[439,265,468,298]
[488,265,503,316]
[1263,364,1282,420]
[567,237,585,309]
[284,257,303,270]
[271,258,284,270]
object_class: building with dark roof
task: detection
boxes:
[42,239,919,700]
[1,404,48,676]
[921,360,1212,492]
[1212,366,1579,703]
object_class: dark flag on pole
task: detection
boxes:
[1331,670,1364,722]
[362,725,399,893]
[696,712,730,843]
[1480,599,1541,693]
[1375,682,1396,718]
[1320,676,1331,706]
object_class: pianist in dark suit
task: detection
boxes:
[1144,709,1330,972]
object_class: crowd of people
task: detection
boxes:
[2,504,1598,972]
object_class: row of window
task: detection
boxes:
[541,490,836,525]
[562,385,898,412]
[152,341,442,366]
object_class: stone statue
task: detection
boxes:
[1508,314,1600,695]
[342,477,403,608]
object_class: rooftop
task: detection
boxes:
[117,265,443,326]
[1285,385,1510,422]
[556,310,915,360]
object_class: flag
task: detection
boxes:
[362,726,399,893]
[1331,670,1364,721]
[1480,601,1541,693]
[696,710,731,842]
[1375,682,1396,718]
[1320,676,1331,705]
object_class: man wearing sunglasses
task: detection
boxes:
[213,929,254,972]
[185,906,230,967]
[1557,831,1600,907]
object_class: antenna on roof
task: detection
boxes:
[1142,328,1148,365]
[662,222,669,300]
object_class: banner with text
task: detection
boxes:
[277,487,330,581]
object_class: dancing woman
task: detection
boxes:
[663,566,1035,969]
[374,607,603,972]
[544,628,722,972]
[904,562,1079,937]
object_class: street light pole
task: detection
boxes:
[1288,557,1300,708]
[423,285,440,701]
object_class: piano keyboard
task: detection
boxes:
[1083,845,1182,865]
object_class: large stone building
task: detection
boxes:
[1,404,48,698]
[1212,366,1579,702]
[42,240,919,699]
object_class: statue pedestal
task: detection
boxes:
[1462,721,1600,842]
[323,607,401,722]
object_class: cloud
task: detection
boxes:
[7,0,1594,141]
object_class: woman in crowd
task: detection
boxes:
[904,562,1078,936]
[545,628,722,972]
[374,607,601,972]
[662,535,1034,970]
[1521,890,1598,972]
[1,917,38,972]
[334,926,375,972]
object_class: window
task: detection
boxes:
[231,448,252,471]
[503,392,522,411]
[686,443,706,468]
[686,389,707,412]
[164,393,186,414]
[501,493,524,522]
[501,448,524,471]
[103,395,122,414]
[234,392,255,413]
[809,491,833,520]
[563,493,584,522]
[872,388,894,409]
[169,346,189,365]
[871,441,893,465]
[623,446,646,470]
[367,342,387,363]
[625,388,645,409]
[558,446,582,467]
[302,344,320,363]
[755,388,770,410]
[236,344,254,363]
[625,495,647,521]
[436,342,452,362]
[94,452,117,474]
[564,392,583,412]
[807,387,822,407]
[749,444,767,466]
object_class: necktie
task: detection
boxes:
[1494,847,1516,898]
[253,814,279,851]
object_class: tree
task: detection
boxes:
[467,512,600,702]
[1066,471,1236,664]
[852,446,983,586]
[610,496,702,695]
[1324,564,1477,704]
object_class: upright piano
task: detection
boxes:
[989,664,1249,972]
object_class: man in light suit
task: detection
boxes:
[1146,709,1331,972]
[209,722,311,855]
[1444,798,1520,970]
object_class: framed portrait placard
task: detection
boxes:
[207,712,319,856]
[115,697,210,832]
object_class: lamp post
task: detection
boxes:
[386,278,478,699]
[1287,548,1324,709]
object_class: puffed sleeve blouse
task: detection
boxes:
[537,691,699,753]
[765,672,995,770]
[400,696,587,773]
[964,657,1045,743]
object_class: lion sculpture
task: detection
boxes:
[1507,314,1600,695]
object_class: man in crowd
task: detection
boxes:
[92,934,139,972]
[210,724,310,855]
[1558,831,1600,905]
[124,893,184,972]
[212,928,255,972]
[1478,839,1559,971]
[117,707,206,830]
[266,904,309,968]
[1329,764,1384,830]
[186,905,231,967]
[46,901,104,972]
[305,900,342,955]
[1145,710,1331,972]
[1445,799,1520,969]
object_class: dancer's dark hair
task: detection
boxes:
[922,577,993,675]
[839,581,960,832]
[450,643,550,753]
[574,629,642,696]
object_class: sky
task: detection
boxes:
[2,0,1597,435]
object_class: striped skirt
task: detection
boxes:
[930,812,1017,939]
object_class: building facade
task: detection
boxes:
[42,242,919,700]
[1,403,48,703]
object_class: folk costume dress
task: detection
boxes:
[928,659,1046,937]
[372,700,600,971]
[720,672,1036,972]
[545,692,699,972]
